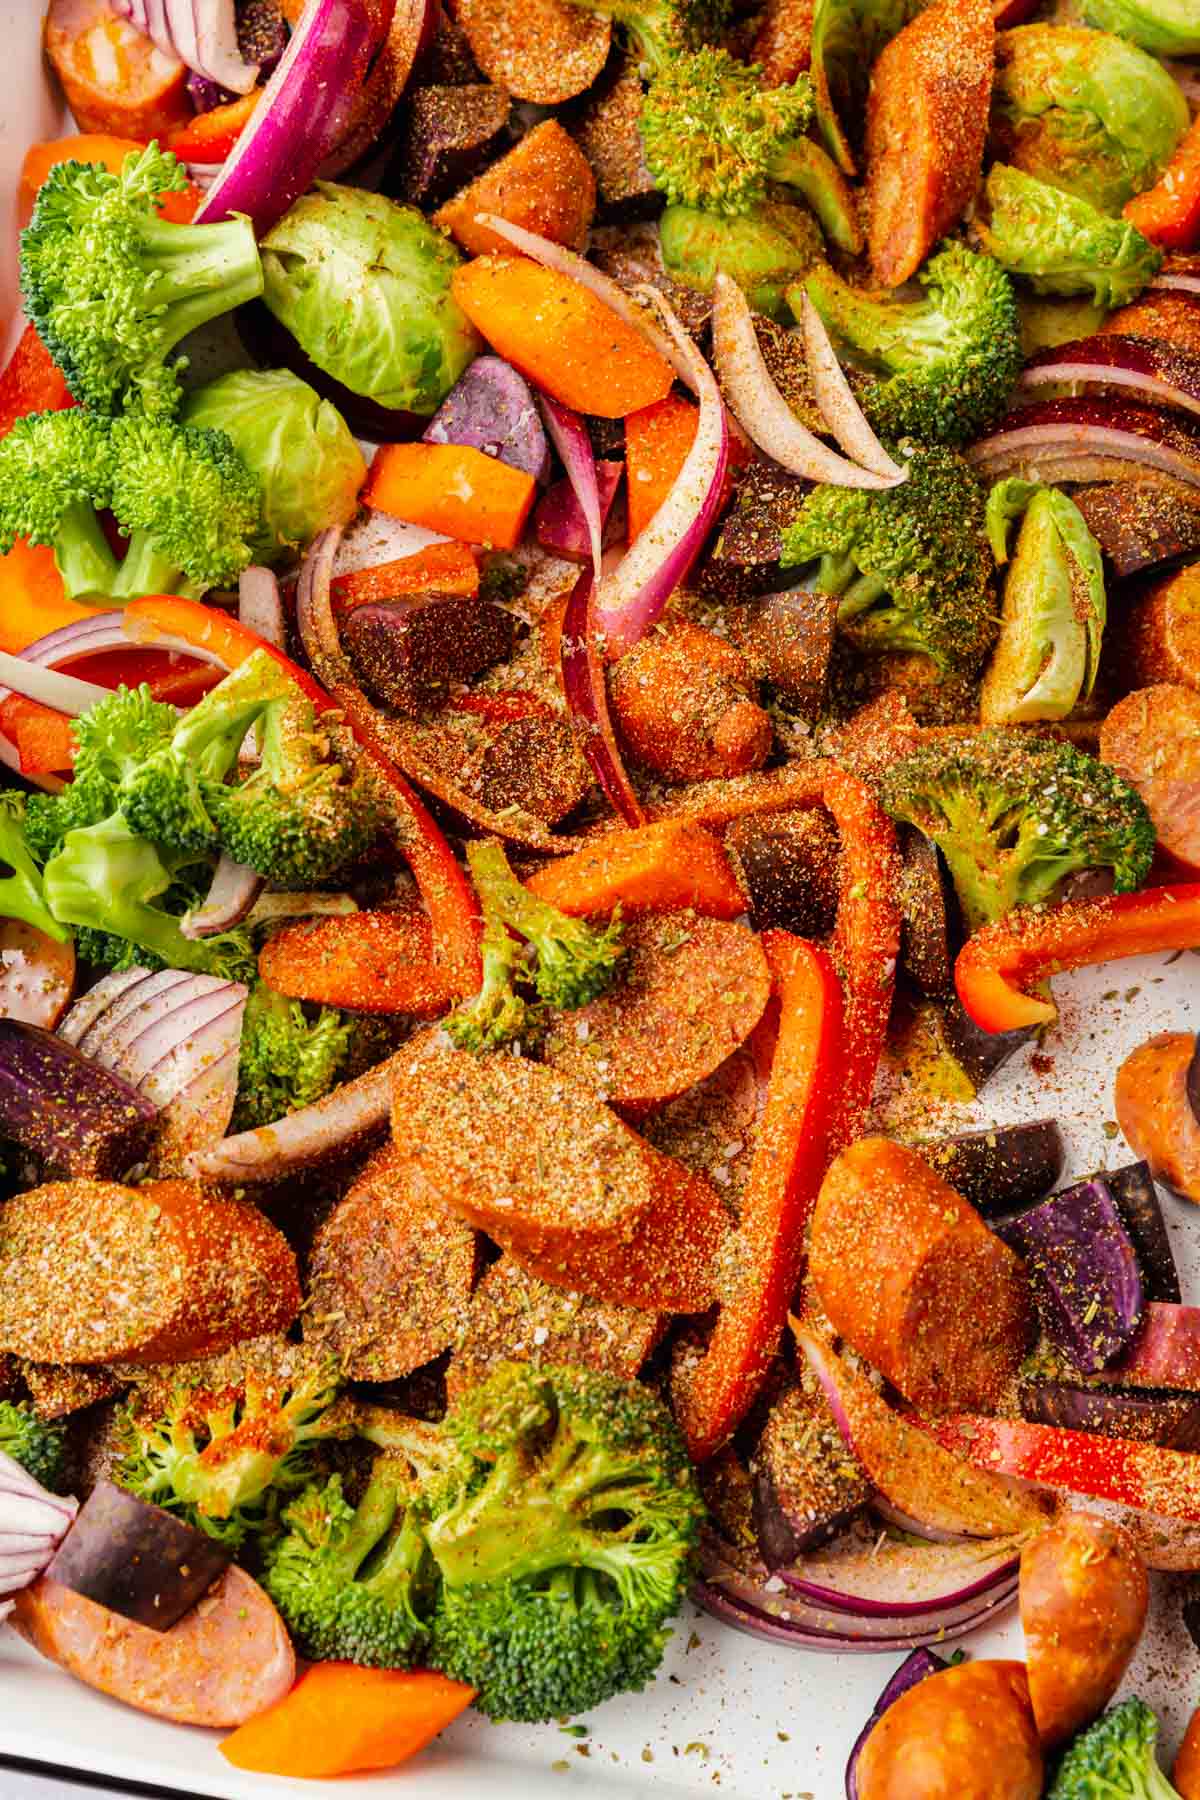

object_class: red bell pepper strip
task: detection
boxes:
[956,883,1200,1034]
[1125,115,1200,252]
[122,595,482,996]
[924,1412,1200,1524]
[0,696,76,774]
[675,931,844,1462]
[0,324,74,439]
[164,92,260,164]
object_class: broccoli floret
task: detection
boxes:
[23,684,180,867]
[263,1463,440,1667]
[0,409,118,601]
[0,1400,68,1492]
[560,0,733,75]
[42,812,255,980]
[446,904,542,1054]
[115,1365,342,1549]
[426,1362,704,1722]
[20,143,263,418]
[780,443,996,677]
[879,730,1156,935]
[0,792,71,945]
[107,412,262,601]
[1049,1697,1180,1799]
[231,981,353,1132]
[465,839,622,1013]
[799,243,1023,446]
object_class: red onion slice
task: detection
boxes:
[0,651,111,718]
[185,1053,397,1181]
[0,1451,77,1605]
[1020,335,1200,420]
[1153,273,1200,297]
[712,275,905,491]
[114,0,261,92]
[537,393,603,582]
[75,970,199,1061]
[181,853,265,939]
[969,397,1200,488]
[693,1570,1019,1655]
[238,565,284,648]
[199,0,378,233]
[777,1532,1023,1617]
[59,970,156,1048]
[798,292,907,481]
[560,567,645,827]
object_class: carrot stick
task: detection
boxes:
[525,819,747,919]
[330,543,479,612]
[257,909,458,1015]
[624,393,699,544]
[220,1664,476,1778]
[18,135,200,229]
[362,442,537,549]
[450,255,676,419]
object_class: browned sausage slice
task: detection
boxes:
[1115,1031,1200,1204]
[10,1568,294,1728]
[1101,683,1200,872]
[1117,566,1200,693]
[44,0,193,139]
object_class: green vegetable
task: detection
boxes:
[559,0,733,75]
[808,0,916,173]
[260,184,482,417]
[427,1362,704,1721]
[20,143,263,418]
[981,477,1105,724]
[994,24,1189,215]
[232,982,353,1132]
[1082,0,1200,55]
[660,200,823,320]
[115,1364,342,1550]
[181,370,366,562]
[445,909,541,1054]
[799,242,1023,447]
[0,1399,68,1492]
[978,164,1163,308]
[0,409,118,601]
[1048,1696,1180,1799]
[0,793,71,945]
[108,411,262,601]
[465,839,623,1013]
[879,731,1155,934]
[779,444,996,678]
[22,684,179,865]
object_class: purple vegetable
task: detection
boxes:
[920,1120,1065,1218]
[187,71,235,112]
[996,1176,1145,1373]
[1107,1161,1181,1305]
[751,1384,872,1567]
[897,826,953,1000]
[534,461,624,565]
[423,356,551,482]
[537,392,603,578]
[0,1020,156,1179]
[45,1482,230,1633]
[846,1651,949,1800]
[1019,1378,1200,1450]
[937,991,1034,1091]
[115,0,261,93]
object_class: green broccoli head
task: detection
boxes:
[115,1363,342,1550]
[560,0,733,74]
[466,839,623,1014]
[780,443,996,677]
[20,143,263,418]
[640,48,813,214]
[0,1399,68,1492]
[231,982,353,1132]
[0,793,71,945]
[22,683,179,867]
[1048,1697,1180,1799]
[879,730,1156,935]
[445,912,542,1055]
[108,412,262,601]
[425,1362,703,1720]
[42,812,255,980]
[800,243,1024,446]
[0,408,118,601]
[263,1464,439,1667]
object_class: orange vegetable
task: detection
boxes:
[220,1664,475,1779]
[450,255,676,419]
[164,92,259,165]
[1125,115,1200,253]
[608,619,773,782]
[435,118,596,258]
[0,325,74,437]
[258,908,458,1016]
[0,696,76,775]
[18,134,201,228]
[1176,1707,1200,1798]
[856,1661,1043,1800]
[0,540,97,654]
[330,543,480,612]
[43,0,194,141]
[624,393,700,544]
[526,818,747,919]
[362,442,537,549]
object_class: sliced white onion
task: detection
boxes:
[182,853,265,939]
[185,1053,396,1181]
[58,969,154,1048]
[114,0,260,91]
[799,293,908,481]
[712,275,905,491]
[0,651,111,718]
[76,970,199,1061]
[238,565,284,648]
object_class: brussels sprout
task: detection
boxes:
[977,164,1163,309]
[260,183,483,417]
[993,24,1189,214]
[182,370,366,561]
[980,478,1105,725]
[659,200,823,320]
[1082,0,1200,55]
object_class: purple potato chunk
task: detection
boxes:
[387,84,512,211]
[918,1120,1065,1217]
[344,594,514,715]
[751,1384,872,1569]
[1019,1378,1200,1450]
[996,1177,1145,1374]
[897,826,953,1000]
[1106,1161,1181,1305]
[423,356,551,482]
[46,1481,230,1632]
[0,1020,156,1180]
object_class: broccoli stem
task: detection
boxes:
[767,140,862,254]
[110,532,202,602]
[55,500,120,601]
[134,212,265,356]
[468,839,564,945]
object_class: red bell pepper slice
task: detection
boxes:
[0,324,74,439]
[925,1412,1200,1523]
[164,91,260,164]
[0,696,76,774]
[122,595,331,710]
[675,931,844,1462]
[1125,115,1200,252]
[956,883,1200,1034]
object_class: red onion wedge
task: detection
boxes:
[198,0,379,233]
[185,1050,398,1181]
[969,397,1200,489]
[846,1651,949,1799]
[712,275,905,491]
[0,1451,76,1611]
[537,393,603,582]
[560,566,645,827]
[798,292,908,481]
[319,0,437,179]
[114,0,261,92]
[238,565,284,648]
[1020,335,1200,421]
[778,1531,1024,1617]
[592,286,729,654]
[182,854,264,939]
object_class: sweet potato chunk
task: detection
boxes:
[856,1661,1042,1800]
[435,119,597,257]
[1100,683,1200,872]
